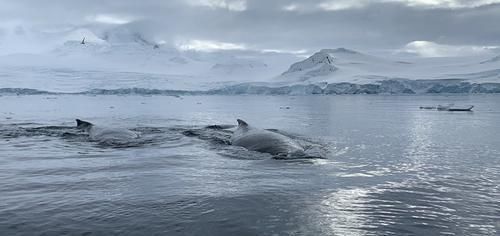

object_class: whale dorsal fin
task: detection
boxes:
[76,119,93,129]
[237,119,248,127]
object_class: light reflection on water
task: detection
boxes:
[320,188,372,236]
[0,95,499,235]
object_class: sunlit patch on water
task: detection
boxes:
[304,176,500,236]
[317,187,373,236]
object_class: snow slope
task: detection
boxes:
[0,27,299,91]
[278,48,500,85]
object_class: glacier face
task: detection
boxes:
[3,79,499,96]
[208,80,500,95]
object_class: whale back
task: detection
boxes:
[76,119,139,144]
[231,119,304,157]
[90,128,139,142]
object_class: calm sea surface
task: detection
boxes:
[1,95,499,236]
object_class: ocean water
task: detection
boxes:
[0,94,499,236]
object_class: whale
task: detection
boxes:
[230,119,306,158]
[76,119,140,144]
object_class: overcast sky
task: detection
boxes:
[1,0,500,56]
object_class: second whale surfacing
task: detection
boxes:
[76,119,140,145]
[230,119,309,159]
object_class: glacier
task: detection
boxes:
[2,79,500,96]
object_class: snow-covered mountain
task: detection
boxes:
[278,48,500,85]
[0,27,299,91]
[2,27,292,74]
[201,47,500,95]
[1,26,500,95]
[279,48,414,84]
[281,49,338,80]
[63,28,107,45]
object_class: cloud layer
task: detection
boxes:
[0,0,499,55]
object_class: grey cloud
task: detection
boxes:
[0,0,499,53]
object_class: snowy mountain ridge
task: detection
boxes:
[281,49,338,80]
[278,48,500,86]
